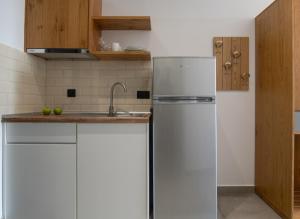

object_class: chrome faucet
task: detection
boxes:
[109,82,127,116]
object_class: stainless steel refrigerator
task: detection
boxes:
[152,57,217,219]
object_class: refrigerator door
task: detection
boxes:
[153,102,217,219]
[153,57,216,97]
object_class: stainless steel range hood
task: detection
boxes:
[26,48,96,60]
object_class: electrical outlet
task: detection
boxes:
[67,89,76,97]
[137,91,150,99]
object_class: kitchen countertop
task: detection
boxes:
[1,112,151,123]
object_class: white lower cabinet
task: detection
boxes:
[4,143,76,219]
[77,124,149,219]
[3,122,149,219]
[3,123,77,219]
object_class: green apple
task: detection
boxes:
[42,107,52,115]
[53,107,63,115]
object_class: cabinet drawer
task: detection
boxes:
[5,123,76,144]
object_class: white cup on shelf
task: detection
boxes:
[112,42,122,51]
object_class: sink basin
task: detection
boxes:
[66,112,150,118]
[114,112,150,117]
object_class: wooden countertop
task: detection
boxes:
[1,113,151,123]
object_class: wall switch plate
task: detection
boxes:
[137,91,150,99]
[67,89,76,97]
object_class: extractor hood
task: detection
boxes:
[26,48,96,60]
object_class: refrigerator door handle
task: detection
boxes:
[153,96,215,104]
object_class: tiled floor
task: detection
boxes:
[218,191,281,219]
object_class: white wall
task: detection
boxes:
[0,0,25,50]
[101,0,274,186]
[0,0,274,186]
[0,2,45,217]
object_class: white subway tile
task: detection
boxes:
[80,105,99,112]
[0,43,8,57]
[5,46,25,62]
[0,40,46,114]
[63,104,81,112]
[0,68,9,81]
[0,93,8,106]
[63,70,73,78]
[44,60,153,112]
[46,86,64,96]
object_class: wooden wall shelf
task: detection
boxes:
[93,16,151,30]
[91,50,151,60]
[91,16,152,60]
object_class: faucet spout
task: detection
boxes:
[109,82,127,116]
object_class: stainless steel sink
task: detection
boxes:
[113,112,150,117]
[65,112,150,117]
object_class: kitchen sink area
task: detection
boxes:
[68,112,151,117]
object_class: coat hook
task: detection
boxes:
[224,61,232,71]
[215,40,223,49]
[232,51,241,59]
[241,73,250,80]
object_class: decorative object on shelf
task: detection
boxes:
[99,37,112,51]
[112,42,122,51]
[213,37,249,91]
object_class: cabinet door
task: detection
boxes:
[4,144,76,219]
[25,0,89,49]
[78,124,148,219]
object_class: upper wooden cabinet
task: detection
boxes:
[25,0,91,49]
[24,0,151,60]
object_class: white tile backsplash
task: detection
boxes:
[45,60,152,112]
[0,43,46,115]
[0,43,152,116]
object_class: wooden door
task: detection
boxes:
[25,0,89,49]
[294,0,300,111]
[255,0,294,218]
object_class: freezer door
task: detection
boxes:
[153,102,217,219]
[153,57,216,97]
